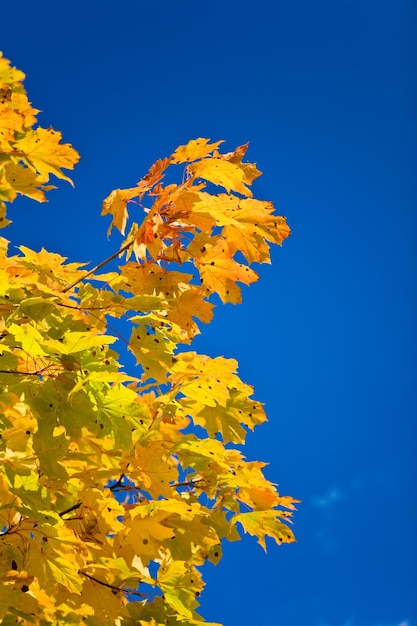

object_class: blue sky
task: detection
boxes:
[2,1,416,625]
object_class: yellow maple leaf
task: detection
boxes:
[1,162,49,202]
[189,157,252,196]
[171,138,224,164]
[232,509,296,551]
[157,558,198,619]
[189,192,290,262]
[168,286,214,338]
[0,201,11,227]
[101,187,140,235]
[9,92,39,129]
[222,199,291,262]
[0,52,25,86]
[79,575,128,622]
[133,440,178,498]
[0,105,25,141]
[224,142,262,185]
[196,240,258,304]
[115,508,175,565]
[137,156,171,189]
[12,127,80,184]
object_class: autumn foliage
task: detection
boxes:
[0,52,296,625]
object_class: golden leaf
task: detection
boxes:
[1,162,49,202]
[196,239,258,303]
[232,510,296,551]
[189,157,252,196]
[101,187,140,235]
[171,138,224,164]
[13,127,80,184]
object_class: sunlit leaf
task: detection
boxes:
[13,128,79,184]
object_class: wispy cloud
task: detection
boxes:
[311,487,345,509]
[375,620,410,626]
[317,619,406,626]
[311,486,347,553]
[317,619,352,626]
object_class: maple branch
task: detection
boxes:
[171,478,204,488]
[108,477,144,495]
[107,473,128,492]
[80,571,144,597]
[80,571,123,594]
[57,303,110,311]
[113,473,125,487]
[109,484,142,493]
[0,368,56,377]
[59,502,81,518]
[62,238,135,293]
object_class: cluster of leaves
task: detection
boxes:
[0,53,296,626]
[0,52,79,227]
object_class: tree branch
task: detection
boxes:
[59,502,81,518]
[62,238,135,294]
[171,478,204,488]
[80,571,144,597]
[0,369,56,377]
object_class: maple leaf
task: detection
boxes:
[224,142,262,185]
[132,440,178,498]
[157,558,201,619]
[189,157,252,196]
[170,138,224,164]
[168,286,214,338]
[0,201,11,227]
[0,104,25,142]
[232,510,296,551]
[196,238,258,304]
[12,127,79,184]
[0,52,25,85]
[1,162,50,202]
[137,156,171,189]
[101,187,140,235]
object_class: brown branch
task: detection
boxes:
[62,238,135,294]
[171,478,204,488]
[80,572,144,597]
[0,369,56,377]
[109,484,141,493]
[61,191,166,295]
[81,571,123,594]
[59,502,81,518]
[108,473,126,491]
[57,303,111,311]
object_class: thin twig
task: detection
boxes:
[80,572,144,597]
[171,478,204,488]
[0,369,55,377]
[59,502,82,518]
[109,484,141,493]
[62,238,134,294]
[57,303,111,311]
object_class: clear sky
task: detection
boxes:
[2,1,416,625]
